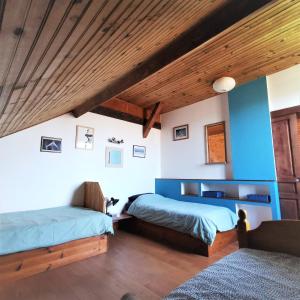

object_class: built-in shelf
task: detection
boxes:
[156,178,281,225]
[200,182,270,203]
[200,196,270,204]
[181,182,200,196]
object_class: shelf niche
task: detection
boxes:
[201,183,270,202]
[181,182,200,197]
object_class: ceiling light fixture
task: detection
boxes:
[212,77,236,93]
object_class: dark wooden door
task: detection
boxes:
[272,110,300,219]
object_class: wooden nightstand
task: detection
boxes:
[112,213,132,230]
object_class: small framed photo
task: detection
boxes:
[105,147,123,168]
[76,125,94,150]
[40,137,62,153]
[133,145,146,158]
[173,124,189,141]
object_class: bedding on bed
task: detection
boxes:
[0,206,114,255]
[127,194,237,245]
[164,248,300,300]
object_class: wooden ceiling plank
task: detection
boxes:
[149,23,300,101]
[12,0,225,131]
[0,0,6,31]
[10,0,148,130]
[119,3,299,108]
[121,3,298,101]
[123,28,297,102]
[43,0,165,106]
[0,0,74,135]
[71,0,273,118]
[1,1,300,138]
[49,0,147,91]
[0,0,32,114]
[23,0,183,121]
[3,0,97,134]
[51,1,182,100]
[8,0,121,131]
[135,34,300,108]
[143,102,162,138]
[52,1,212,105]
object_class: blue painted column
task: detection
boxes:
[228,77,277,180]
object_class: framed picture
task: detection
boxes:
[40,137,62,153]
[75,125,94,150]
[105,147,123,168]
[133,145,146,158]
[173,124,189,141]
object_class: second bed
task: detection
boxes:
[124,194,238,256]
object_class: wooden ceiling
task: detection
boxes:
[0,0,227,137]
[0,0,299,138]
[118,0,300,113]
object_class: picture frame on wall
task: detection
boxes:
[40,137,62,153]
[173,124,189,141]
[105,147,123,168]
[75,125,94,150]
[133,145,146,158]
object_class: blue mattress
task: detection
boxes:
[127,194,237,245]
[0,206,114,255]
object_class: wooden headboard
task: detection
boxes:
[237,209,300,257]
[84,182,106,213]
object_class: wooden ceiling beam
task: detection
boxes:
[143,102,162,138]
[72,0,272,118]
[92,97,161,129]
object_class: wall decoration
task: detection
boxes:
[75,125,94,150]
[205,121,227,164]
[173,124,189,141]
[108,137,124,144]
[133,145,146,158]
[105,147,123,168]
[40,137,62,153]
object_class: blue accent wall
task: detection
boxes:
[228,77,276,180]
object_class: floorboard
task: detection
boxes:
[0,231,237,300]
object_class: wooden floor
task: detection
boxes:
[0,231,237,300]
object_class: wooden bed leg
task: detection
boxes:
[237,209,250,248]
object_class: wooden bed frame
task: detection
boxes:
[237,209,300,256]
[120,216,237,257]
[0,181,107,283]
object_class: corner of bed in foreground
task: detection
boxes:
[0,181,111,283]
[164,209,300,300]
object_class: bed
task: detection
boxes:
[123,194,238,256]
[164,209,300,300]
[0,181,111,283]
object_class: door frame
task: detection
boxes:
[271,105,300,219]
[271,105,300,118]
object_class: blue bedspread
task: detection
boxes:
[127,194,237,245]
[0,206,114,255]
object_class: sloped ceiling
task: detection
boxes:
[0,0,227,137]
[0,0,299,137]
[118,1,300,113]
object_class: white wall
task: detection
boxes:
[267,64,300,111]
[0,113,161,214]
[160,94,232,179]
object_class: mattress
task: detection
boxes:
[127,194,237,245]
[164,248,300,300]
[0,206,114,255]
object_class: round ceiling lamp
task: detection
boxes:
[212,77,236,93]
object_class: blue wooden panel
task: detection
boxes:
[228,77,276,180]
[155,179,281,220]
